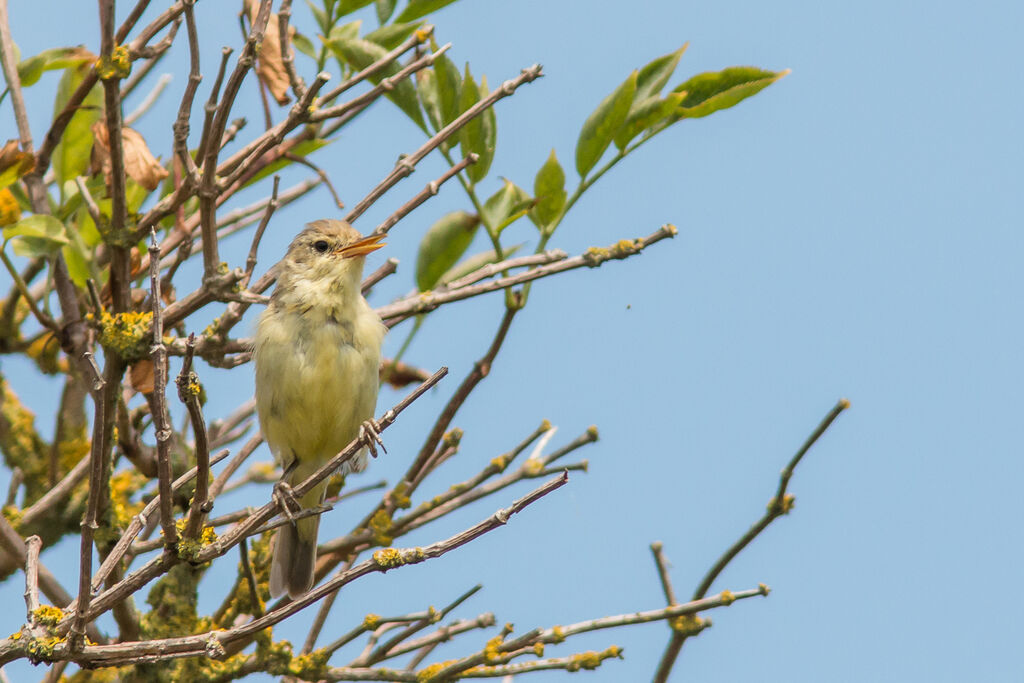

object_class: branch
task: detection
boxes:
[373,153,478,236]
[376,225,676,325]
[176,336,212,541]
[22,471,564,668]
[653,398,850,682]
[342,64,543,223]
[147,230,178,548]
[0,0,33,149]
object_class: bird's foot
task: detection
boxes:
[273,481,301,524]
[359,419,386,458]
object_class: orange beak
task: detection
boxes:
[336,232,386,258]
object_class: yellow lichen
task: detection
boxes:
[109,469,146,529]
[670,614,705,636]
[2,505,22,526]
[32,605,64,627]
[587,424,599,440]
[95,45,131,79]
[719,589,735,605]
[533,642,545,657]
[583,246,610,266]
[550,625,565,643]
[24,332,61,374]
[26,635,64,662]
[369,508,394,546]
[373,547,404,569]
[96,310,153,360]
[443,427,463,448]
[483,634,504,663]
[759,582,771,596]
[490,454,509,472]
[417,660,458,682]
[389,481,412,509]
[522,458,544,476]
[363,613,381,630]
[173,519,218,560]
[566,646,622,672]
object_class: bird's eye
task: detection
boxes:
[313,240,330,253]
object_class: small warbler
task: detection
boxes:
[254,219,386,599]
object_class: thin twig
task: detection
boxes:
[653,399,850,682]
[243,176,280,286]
[56,472,566,666]
[361,258,399,295]
[373,154,478,236]
[377,224,676,326]
[77,369,446,626]
[148,229,178,548]
[177,335,212,540]
[91,449,232,591]
[23,535,41,620]
[343,64,543,224]
[125,73,173,125]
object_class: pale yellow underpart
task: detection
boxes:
[253,255,385,511]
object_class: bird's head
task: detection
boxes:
[275,219,385,306]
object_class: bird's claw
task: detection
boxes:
[360,419,386,458]
[273,481,300,524]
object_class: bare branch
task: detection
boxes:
[23,535,41,620]
[361,258,399,295]
[125,73,173,125]
[177,335,212,540]
[373,153,478,236]
[148,230,178,549]
[377,224,677,326]
[653,399,850,682]
[343,64,543,223]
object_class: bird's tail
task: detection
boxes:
[270,479,326,599]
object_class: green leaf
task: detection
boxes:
[673,66,789,119]
[62,242,91,288]
[432,52,462,127]
[364,21,423,50]
[529,149,566,230]
[417,70,442,131]
[415,210,480,291]
[482,179,532,234]
[635,45,687,102]
[395,0,460,22]
[4,214,69,257]
[52,63,102,189]
[575,70,637,177]
[375,0,398,23]
[330,37,427,131]
[338,0,375,15]
[438,243,522,286]
[17,46,92,88]
[307,1,329,33]
[613,91,685,150]
[328,21,363,45]
[458,67,496,183]
[292,32,317,60]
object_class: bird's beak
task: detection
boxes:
[336,232,386,258]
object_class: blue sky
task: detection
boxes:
[2,1,1023,681]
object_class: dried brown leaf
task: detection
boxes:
[246,0,293,105]
[90,123,169,191]
[128,359,155,394]
[380,359,432,388]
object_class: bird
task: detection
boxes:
[253,219,386,599]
